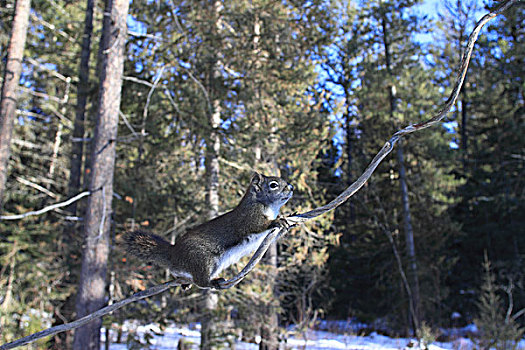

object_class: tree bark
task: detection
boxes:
[200,97,221,350]
[396,144,421,326]
[259,243,279,350]
[50,1,95,348]
[200,1,222,341]
[459,36,468,168]
[344,98,356,223]
[0,0,31,211]
[72,0,128,349]
[380,10,421,333]
[68,0,94,216]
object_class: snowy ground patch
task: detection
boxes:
[101,321,525,349]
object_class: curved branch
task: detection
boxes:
[286,0,518,225]
[0,278,190,350]
[0,1,518,348]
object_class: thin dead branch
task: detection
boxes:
[0,191,90,220]
[0,278,190,350]
[15,176,59,199]
[286,0,518,225]
[0,1,518,348]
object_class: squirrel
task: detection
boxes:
[124,172,293,289]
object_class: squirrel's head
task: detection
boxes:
[247,172,293,219]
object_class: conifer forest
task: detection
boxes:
[0,0,524,349]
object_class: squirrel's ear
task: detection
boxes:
[251,172,263,191]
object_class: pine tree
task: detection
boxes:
[475,253,524,349]
[73,0,129,348]
[0,0,31,210]
[447,2,524,319]
[322,0,459,331]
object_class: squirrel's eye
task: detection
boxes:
[269,181,279,189]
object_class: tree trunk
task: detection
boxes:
[459,59,468,167]
[68,0,94,216]
[72,0,128,348]
[260,243,279,350]
[396,144,421,328]
[344,98,356,223]
[49,123,64,178]
[199,1,223,348]
[0,0,31,211]
[50,1,95,348]
[381,11,421,333]
[200,97,221,350]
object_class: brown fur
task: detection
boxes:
[124,173,293,288]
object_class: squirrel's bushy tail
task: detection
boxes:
[124,230,173,268]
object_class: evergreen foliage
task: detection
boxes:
[475,253,524,349]
[0,0,523,347]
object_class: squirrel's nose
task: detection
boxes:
[288,184,294,191]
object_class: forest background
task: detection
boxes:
[0,0,523,349]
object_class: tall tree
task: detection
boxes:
[227,0,335,344]
[199,1,223,349]
[447,2,524,318]
[379,3,421,330]
[50,1,96,348]
[437,0,480,167]
[73,0,129,348]
[68,0,95,216]
[322,0,458,331]
[0,0,31,210]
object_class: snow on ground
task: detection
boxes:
[101,321,525,350]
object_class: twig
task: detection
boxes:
[18,86,65,104]
[142,66,166,134]
[15,176,58,199]
[219,157,253,171]
[122,75,154,87]
[181,66,213,117]
[119,110,139,139]
[163,88,181,115]
[0,191,91,220]
[29,13,75,44]
[0,1,518,348]
[25,57,71,83]
[127,30,164,41]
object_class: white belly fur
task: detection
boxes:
[211,229,271,279]
[170,270,193,280]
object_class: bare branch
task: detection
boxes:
[15,176,59,199]
[25,57,71,83]
[128,30,164,41]
[163,88,182,115]
[286,0,519,226]
[142,66,166,133]
[0,278,190,350]
[0,191,90,220]
[18,86,64,104]
[181,66,213,116]
[29,13,75,44]
[122,75,154,87]
[512,308,525,321]
[119,110,139,138]
[219,157,253,171]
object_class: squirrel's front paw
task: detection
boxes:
[210,278,226,290]
[270,216,293,230]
